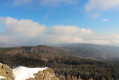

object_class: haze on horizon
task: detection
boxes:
[0,0,119,47]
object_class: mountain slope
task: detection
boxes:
[0,43,119,61]
[62,43,119,60]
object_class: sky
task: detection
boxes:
[0,0,119,47]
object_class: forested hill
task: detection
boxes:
[61,43,119,60]
[1,43,119,61]
[0,44,119,80]
[0,45,71,56]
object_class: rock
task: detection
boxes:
[0,63,58,80]
[0,63,13,80]
[27,68,59,80]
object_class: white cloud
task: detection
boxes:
[44,32,119,45]
[85,34,119,45]
[13,0,32,6]
[0,35,18,47]
[0,21,93,46]
[46,26,93,43]
[116,35,119,38]
[85,0,119,12]
[87,35,111,45]
[92,40,110,45]
[50,26,92,35]
[40,0,77,6]
[0,17,47,37]
[102,18,109,22]
[1,17,119,47]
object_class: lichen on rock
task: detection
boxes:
[0,63,13,80]
[27,68,59,80]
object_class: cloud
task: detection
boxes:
[40,0,77,6]
[116,35,119,38]
[0,17,47,37]
[85,0,119,12]
[50,26,92,36]
[0,17,119,47]
[13,0,32,6]
[13,0,77,6]
[102,18,109,22]
[86,35,111,45]
[0,35,18,47]
[0,17,93,46]
[45,26,93,43]
[91,13,100,18]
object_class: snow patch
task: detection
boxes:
[13,66,47,80]
[0,76,5,79]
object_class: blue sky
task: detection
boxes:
[0,0,119,47]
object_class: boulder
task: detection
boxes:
[27,68,59,80]
[0,63,13,80]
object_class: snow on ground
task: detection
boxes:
[13,66,47,80]
[0,76,5,79]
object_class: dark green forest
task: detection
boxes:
[0,45,119,80]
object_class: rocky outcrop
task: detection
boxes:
[0,63,58,80]
[0,63,13,80]
[27,68,59,80]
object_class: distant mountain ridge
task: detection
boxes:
[61,43,119,60]
[0,44,119,80]
[0,43,119,60]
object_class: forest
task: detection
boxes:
[0,45,119,80]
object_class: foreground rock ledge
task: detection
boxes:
[27,68,59,80]
[0,63,58,80]
[0,63,13,80]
